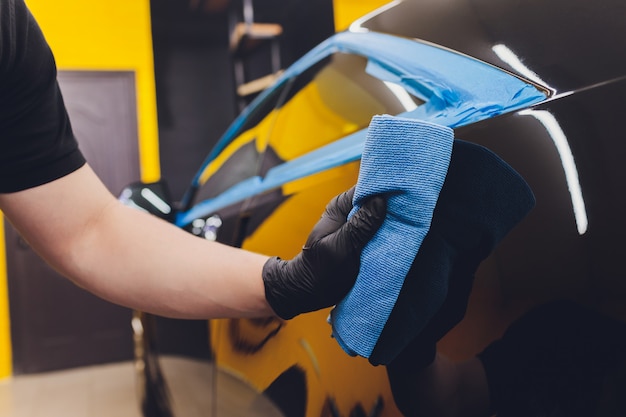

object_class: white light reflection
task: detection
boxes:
[131,316,144,336]
[384,81,419,112]
[141,188,171,214]
[349,0,401,33]
[492,44,549,88]
[520,109,588,235]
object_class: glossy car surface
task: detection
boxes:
[128,0,626,416]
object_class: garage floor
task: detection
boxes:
[0,356,282,417]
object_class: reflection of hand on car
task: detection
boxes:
[262,186,386,319]
[386,300,626,417]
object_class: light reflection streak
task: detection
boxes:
[384,81,419,111]
[141,188,171,214]
[492,44,549,88]
[520,109,588,235]
[349,0,401,33]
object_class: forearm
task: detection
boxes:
[0,165,273,318]
[1,164,385,320]
[67,201,272,318]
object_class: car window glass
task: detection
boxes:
[189,82,289,205]
[187,51,425,208]
[258,52,425,176]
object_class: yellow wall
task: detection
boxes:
[333,0,393,31]
[0,0,160,379]
[0,220,10,378]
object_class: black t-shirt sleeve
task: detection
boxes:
[477,300,626,417]
[0,0,85,193]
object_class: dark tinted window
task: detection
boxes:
[190,82,289,205]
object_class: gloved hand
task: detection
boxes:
[262,187,386,320]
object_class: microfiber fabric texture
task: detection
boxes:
[330,114,455,359]
[368,139,536,366]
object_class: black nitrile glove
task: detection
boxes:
[262,187,386,320]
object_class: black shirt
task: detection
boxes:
[0,0,85,193]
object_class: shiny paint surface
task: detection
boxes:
[360,0,626,94]
[141,1,626,416]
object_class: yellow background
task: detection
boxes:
[333,0,392,31]
[0,219,8,378]
[0,0,160,379]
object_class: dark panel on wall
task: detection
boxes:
[151,0,235,201]
[150,0,335,201]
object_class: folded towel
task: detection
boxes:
[330,114,454,359]
[369,139,536,366]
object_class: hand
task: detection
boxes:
[262,187,386,320]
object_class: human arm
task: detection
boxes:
[0,166,385,319]
[0,165,270,318]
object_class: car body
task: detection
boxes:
[124,0,626,416]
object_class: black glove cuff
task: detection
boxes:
[262,256,297,320]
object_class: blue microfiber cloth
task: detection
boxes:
[329,114,454,359]
[369,139,536,366]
